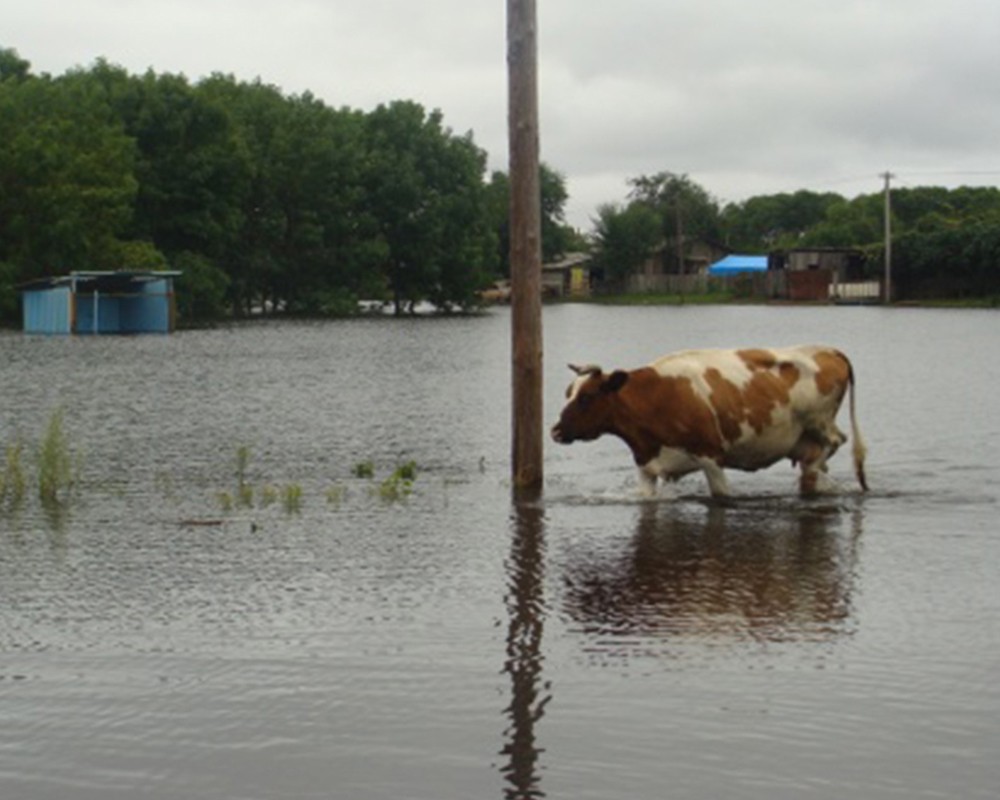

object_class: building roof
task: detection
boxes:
[542,252,592,272]
[19,270,182,293]
[708,255,768,276]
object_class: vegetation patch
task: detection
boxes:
[373,461,418,503]
[281,484,303,514]
[352,460,376,479]
[0,441,26,508]
[211,447,421,517]
[0,408,80,516]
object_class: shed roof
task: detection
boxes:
[19,270,181,293]
[542,251,592,272]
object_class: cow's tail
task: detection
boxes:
[847,361,868,492]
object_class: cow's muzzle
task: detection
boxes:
[550,424,570,444]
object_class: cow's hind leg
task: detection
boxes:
[794,431,840,495]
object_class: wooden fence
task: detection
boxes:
[622,271,882,304]
[624,271,787,299]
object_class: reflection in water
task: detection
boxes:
[562,500,864,652]
[500,497,550,799]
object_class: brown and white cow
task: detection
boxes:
[551,345,867,497]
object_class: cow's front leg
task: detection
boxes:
[699,459,731,497]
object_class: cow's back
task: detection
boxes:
[645,345,852,470]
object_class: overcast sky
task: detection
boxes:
[7,0,1000,230]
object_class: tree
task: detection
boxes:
[0,47,30,82]
[894,222,1000,300]
[0,67,137,279]
[205,78,374,316]
[628,172,721,272]
[0,261,19,324]
[362,101,493,313]
[590,202,661,288]
[801,194,884,248]
[173,251,231,322]
[113,71,250,263]
[486,163,575,279]
[539,164,572,262]
[721,190,843,251]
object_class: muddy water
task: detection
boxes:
[1,306,998,799]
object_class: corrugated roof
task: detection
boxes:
[18,271,181,292]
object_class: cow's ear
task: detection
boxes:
[603,370,629,393]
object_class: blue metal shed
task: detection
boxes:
[20,271,181,335]
[708,255,768,276]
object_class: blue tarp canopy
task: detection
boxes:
[708,255,768,276]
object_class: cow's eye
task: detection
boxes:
[577,394,593,410]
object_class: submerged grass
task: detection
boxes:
[209,446,424,518]
[4,417,431,526]
[373,461,418,502]
[258,484,279,508]
[37,408,77,505]
[281,484,303,513]
[0,440,27,507]
[325,485,347,505]
[0,408,79,517]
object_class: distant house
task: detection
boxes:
[20,271,181,335]
[542,252,593,299]
[639,238,730,279]
[769,247,866,280]
[768,248,875,302]
[627,238,730,294]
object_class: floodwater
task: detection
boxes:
[1,305,998,799]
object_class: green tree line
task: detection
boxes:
[4,46,998,318]
[592,172,1000,300]
[0,48,577,323]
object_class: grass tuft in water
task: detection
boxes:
[282,483,303,513]
[216,491,234,512]
[374,461,418,502]
[37,408,76,506]
[235,445,254,507]
[326,484,347,505]
[257,485,278,508]
[352,460,375,479]
[1,440,27,508]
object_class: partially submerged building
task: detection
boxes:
[20,271,181,335]
[768,248,877,302]
[542,252,593,299]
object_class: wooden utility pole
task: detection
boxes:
[508,0,544,491]
[882,171,894,303]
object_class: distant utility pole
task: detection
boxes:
[507,0,544,493]
[881,171,895,304]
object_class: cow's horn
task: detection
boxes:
[569,363,602,376]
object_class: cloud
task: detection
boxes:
[6,0,1000,229]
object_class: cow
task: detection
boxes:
[551,345,867,498]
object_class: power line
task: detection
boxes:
[893,170,1000,179]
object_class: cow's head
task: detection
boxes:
[551,364,629,444]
